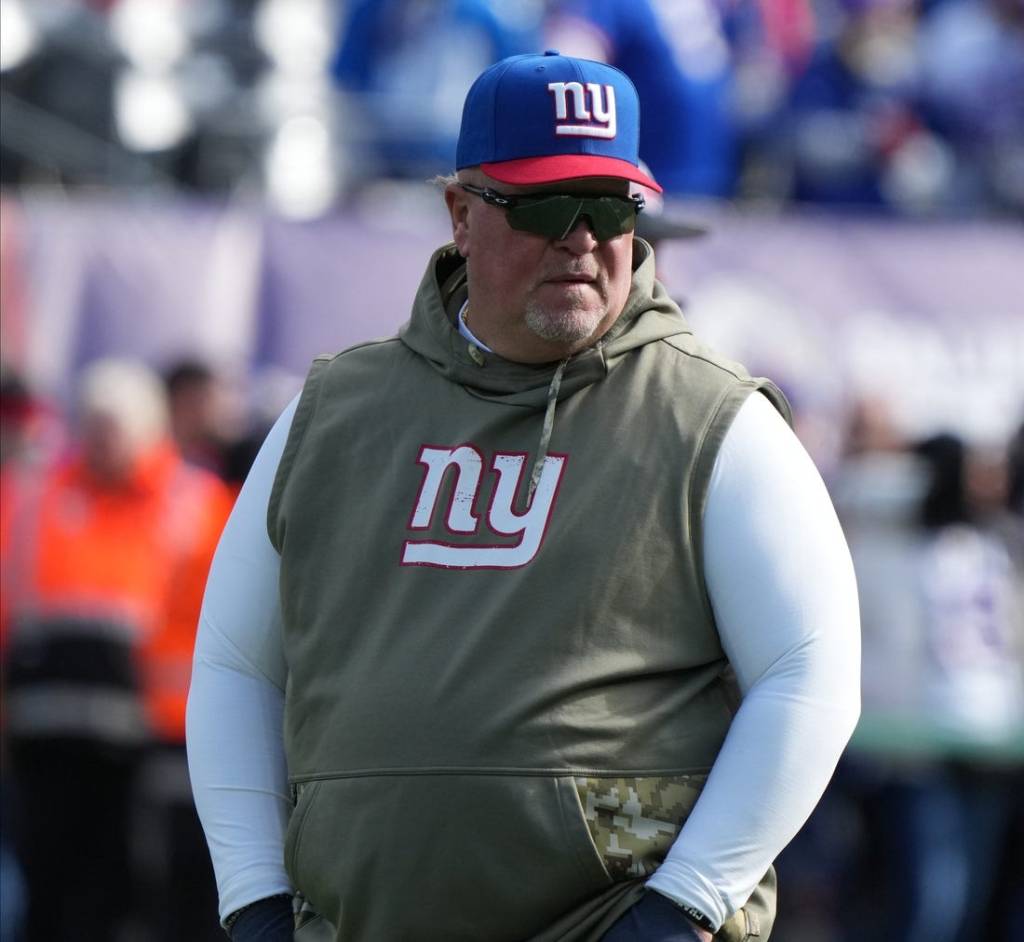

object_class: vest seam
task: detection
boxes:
[267,356,331,551]
[326,336,404,361]
[660,336,750,382]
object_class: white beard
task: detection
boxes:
[524,296,606,346]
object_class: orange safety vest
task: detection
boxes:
[1,440,233,743]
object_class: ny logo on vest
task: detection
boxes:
[547,82,617,140]
[401,445,568,570]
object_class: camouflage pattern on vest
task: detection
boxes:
[575,775,702,879]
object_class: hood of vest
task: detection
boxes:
[398,238,691,410]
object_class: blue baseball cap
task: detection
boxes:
[456,50,662,193]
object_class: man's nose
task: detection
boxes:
[556,216,600,254]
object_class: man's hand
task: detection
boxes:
[601,890,715,941]
[225,895,293,942]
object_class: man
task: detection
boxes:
[164,359,235,479]
[187,52,860,941]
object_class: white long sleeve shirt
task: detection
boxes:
[186,390,861,929]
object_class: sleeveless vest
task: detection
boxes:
[269,242,787,941]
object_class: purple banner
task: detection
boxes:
[3,191,1021,456]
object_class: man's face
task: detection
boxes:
[445,171,635,363]
[81,411,137,483]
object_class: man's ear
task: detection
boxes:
[445,184,471,257]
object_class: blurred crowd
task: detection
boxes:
[778,401,1024,942]
[1,0,1022,218]
[0,357,284,941]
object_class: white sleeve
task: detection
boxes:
[186,397,298,922]
[645,392,862,929]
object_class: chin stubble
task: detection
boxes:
[524,296,606,346]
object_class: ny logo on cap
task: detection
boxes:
[547,82,617,140]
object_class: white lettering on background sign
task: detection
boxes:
[547,82,617,139]
[401,445,567,569]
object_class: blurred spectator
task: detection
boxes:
[0,366,64,646]
[877,432,1024,942]
[722,0,817,203]
[985,417,1024,937]
[331,0,537,182]
[0,366,57,468]
[164,358,237,478]
[0,367,41,942]
[544,0,736,195]
[220,365,303,496]
[832,397,928,715]
[1,358,232,941]
[828,420,1024,942]
[916,0,1024,215]
[781,0,956,213]
[0,367,38,468]
[724,0,817,79]
[914,433,1024,739]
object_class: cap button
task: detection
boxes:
[544,49,559,56]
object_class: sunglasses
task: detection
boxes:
[459,183,645,242]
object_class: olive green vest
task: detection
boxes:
[269,242,787,942]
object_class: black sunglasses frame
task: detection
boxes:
[458,183,645,242]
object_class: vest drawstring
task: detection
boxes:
[528,358,568,502]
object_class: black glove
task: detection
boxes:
[601,890,709,941]
[226,895,294,942]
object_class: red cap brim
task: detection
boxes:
[481,154,663,193]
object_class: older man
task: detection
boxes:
[187,52,859,942]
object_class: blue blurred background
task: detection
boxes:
[1,1,1022,940]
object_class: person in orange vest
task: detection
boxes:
[2,357,233,942]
